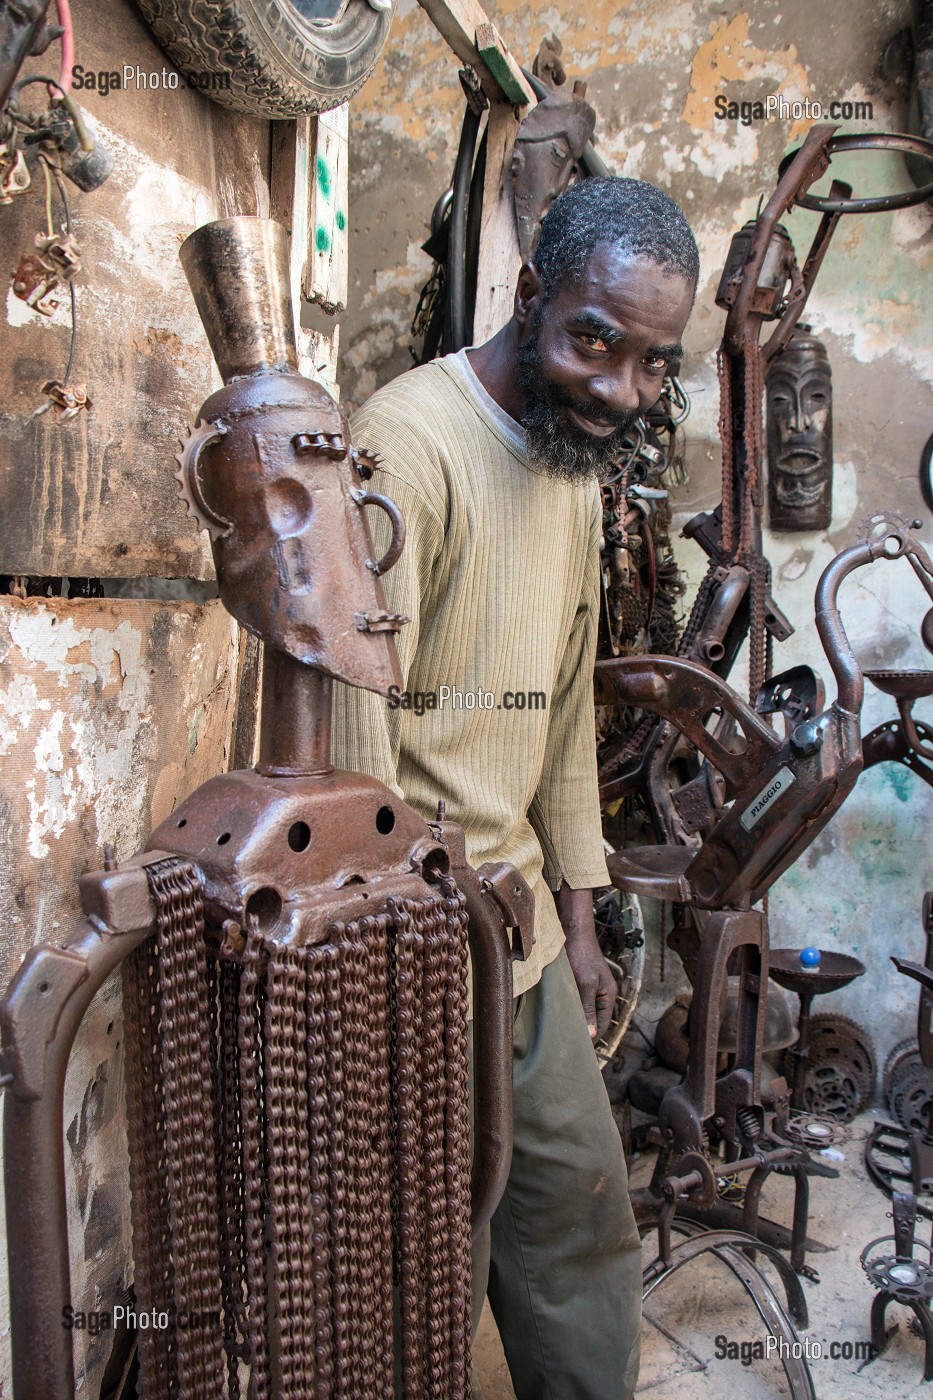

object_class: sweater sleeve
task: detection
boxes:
[330,401,446,795]
[527,489,610,891]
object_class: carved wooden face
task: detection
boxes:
[766,334,833,531]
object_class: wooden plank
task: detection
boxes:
[270,116,339,393]
[475,22,531,106]
[416,0,535,105]
[473,101,524,341]
[307,104,349,315]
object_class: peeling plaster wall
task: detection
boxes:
[345,2,933,1067]
[0,598,240,1391]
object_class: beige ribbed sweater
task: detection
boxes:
[331,350,610,996]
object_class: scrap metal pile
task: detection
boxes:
[593,123,933,1396]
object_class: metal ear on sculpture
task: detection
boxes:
[174,420,233,539]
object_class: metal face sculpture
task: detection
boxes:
[176,218,407,693]
[510,80,596,261]
[767,328,833,531]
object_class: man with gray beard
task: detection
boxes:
[332,177,698,1399]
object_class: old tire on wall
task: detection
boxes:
[135,0,393,116]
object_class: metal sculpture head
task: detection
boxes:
[510,81,596,262]
[176,216,405,695]
[766,326,833,531]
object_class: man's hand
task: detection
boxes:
[554,882,616,1040]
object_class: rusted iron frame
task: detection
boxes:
[0,772,523,1400]
[642,1230,814,1396]
[0,855,168,1400]
[599,528,933,913]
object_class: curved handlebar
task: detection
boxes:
[777,131,933,214]
[815,528,933,715]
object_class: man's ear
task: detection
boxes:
[514,262,544,330]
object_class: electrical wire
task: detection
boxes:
[40,154,54,235]
[56,0,75,96]
[36,152,78,389]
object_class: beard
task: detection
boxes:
[517,316,642,482]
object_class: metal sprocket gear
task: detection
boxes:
[804,1063,860,1122]
[174,419,231,539]
[885,1037,922,1100]
[890,1059,933,1135]
[857,508,920,543]
[784,1012,877,1122]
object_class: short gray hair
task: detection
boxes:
[534,177,700,299]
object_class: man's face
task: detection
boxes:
[516,245,694,481]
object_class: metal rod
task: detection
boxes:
[459,879,514,1238]
[255,649,333,776]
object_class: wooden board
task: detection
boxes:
[417,0,535,104]
[474,101,524,340]
[0,0,271,579]
[308,104,350,315]
[270,115,343,395]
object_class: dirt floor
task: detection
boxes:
[473,1111,933,1399]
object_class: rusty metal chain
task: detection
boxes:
[237,927,271,1395]
[717,347,736,557]
[125,865,472,1399]
[123,928,176,1399]
[215,957,248,1393]
[153,860,226,1398]
[305,939,337,1398]
[264,940,316,1396]
[435,873,473,1392]
[387,894,428,1398]
[123,857,227,1400]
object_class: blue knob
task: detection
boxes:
[800,947,822,969]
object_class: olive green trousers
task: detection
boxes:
[471,948,642,1400]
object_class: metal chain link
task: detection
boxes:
[125,862,472,1400]
[123,927,175,1399]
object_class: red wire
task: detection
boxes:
[56,0,74,96]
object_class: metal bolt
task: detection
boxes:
[791,720,823,757]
